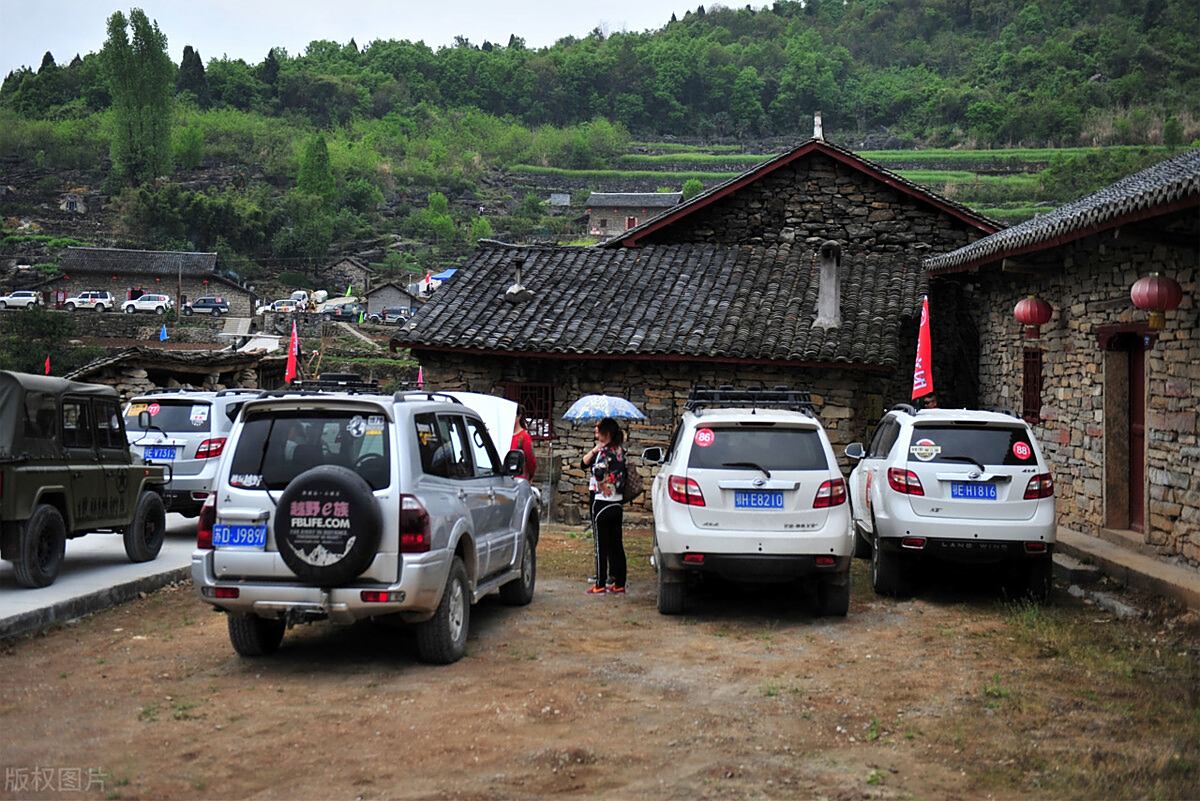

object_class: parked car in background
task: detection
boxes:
[0,371,168,588]
[321,302,367,323]
[0,290,43,309]
[121,293,174,315]
[64,291,114,312]
[257,299,299,315]
[368,306,410,325]
[124,388,258,517]
[182,296,230,316]
[845,405,1056,601]
[192,383,539,662]
[644,387,853,617]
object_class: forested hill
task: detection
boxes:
[3,0,1198,146]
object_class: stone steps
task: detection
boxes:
[1056,526,1200,610]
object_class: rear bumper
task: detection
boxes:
[659,551,851,582]
[876,535,1055,565]
[874,497,1056,545]
[191,548,451,623]
[162,468,219,513]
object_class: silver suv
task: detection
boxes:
[124,389,258,516]
[192,386,539,664]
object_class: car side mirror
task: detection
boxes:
[503,448,526,477]
[138,410,151,430]
[844,442,865,461]
[642,446,664,464]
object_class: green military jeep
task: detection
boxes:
[0,371,168,588]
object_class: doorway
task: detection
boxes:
[1103,332,1148,532]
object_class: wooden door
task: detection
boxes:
[1128,337,1146,531]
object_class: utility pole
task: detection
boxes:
[175,253,183,316]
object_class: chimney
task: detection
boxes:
[504,255,534,304]
[812,239,841,329]
[813,111,823,141]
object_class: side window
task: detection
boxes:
[93,401,125,449]
[464,417,500,478]
[414,413,472,479]
[61,399,92,449]
[867,420,889,458]
[23,391,57,441]
[877,421,901,458]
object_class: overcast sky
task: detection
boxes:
[0,0,696,76]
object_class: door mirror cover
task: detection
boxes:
[844,442,865,461]
[503,448,526,477]
[641,446,664,464]
[138,410,152,430]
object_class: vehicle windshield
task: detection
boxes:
[227,409,390,490]
[125,400,212,433]
[687,426,827,471]
[907,425,1035,467]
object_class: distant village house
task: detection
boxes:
[586,192,682,238]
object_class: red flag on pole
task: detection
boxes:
[44,355,51,376]
[284,321,299,384]
[912,296,934,400]
[416,366,424,389]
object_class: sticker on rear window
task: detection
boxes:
[190,405,209,426]
[147,402,161,417]
[127,403,147,416]
[230,473,262,488]
[367,415,385,428]
[909,438,941,461]
[345,415,366,438]
[693,428,715,448]
[1012,441,1032,460]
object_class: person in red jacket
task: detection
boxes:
[510,405,537,481]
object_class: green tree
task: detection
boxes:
[173,126,203,169]
[176,45,210,107]
[1163,116,1184,147]
[469,215,494,241]
[296,134,336,202]
[102,9,174,185]
[681,178,703,200]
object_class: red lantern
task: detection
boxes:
[1014,295,1053,339]
[1131,272,1183,330]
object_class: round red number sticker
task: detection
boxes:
[693,428,715,448]
[1012,441,1032,460]
[147,403,161,417]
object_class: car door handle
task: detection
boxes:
[457,489,468,501]
[487,488,496,500]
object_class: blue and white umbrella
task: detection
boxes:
[562,394,646,421]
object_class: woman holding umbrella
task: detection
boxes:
[582,417,627,594]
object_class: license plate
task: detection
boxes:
[212,524,267,549]
[734,490,784,509]
[143,446,177,461]
[951,482,998,500]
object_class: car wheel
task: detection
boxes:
[416,557,470,664]
[274,465,381,586]
[123,491,166,562]
[499,525,537,606]
[154,306,165,315]
[0,301,7,310]
[1010,557,1052,604]
[227,613,286,657]
[657,564,686,615]
[95,304,105,312]
[13,504,67,588]
[183,307,193,316]
[65,303,76,312]
[123,305,135,314]
[870,535,912,598]
[816,574,851,617]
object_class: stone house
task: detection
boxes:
[364,281,423,318]
[66,346,287,399]
[57,192,87,214]
[397,138,999,520]
[586,192,683,239]
[41,247,258,316]
[926,148,1200,568]
[321,256,375,296]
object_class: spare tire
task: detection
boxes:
[274,465,382,586]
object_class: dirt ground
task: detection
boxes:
[2,525,1199,801]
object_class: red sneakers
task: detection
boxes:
[586,584,608,595]
[608,584,626,594]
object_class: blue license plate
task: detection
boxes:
[143,446,177,461]
[212,524,267,549]
[734,490,784,509]
[951,482,998,500]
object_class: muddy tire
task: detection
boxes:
[13,504,67,588]
[499,529,536,606]
[1012,557,1052,604]
[816,574,851,617]
[871,538,912,597]
[416,557,470,664]
[657,564,686,615]
[227,613,285,657]
[123,491,166,563]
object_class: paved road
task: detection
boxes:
[0,514,197,638]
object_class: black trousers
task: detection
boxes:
[592,500,626,587]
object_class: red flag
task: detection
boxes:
[44,355,51,376]
[284,321,299,384]
[912,296,934,400]
[416,366,424,389]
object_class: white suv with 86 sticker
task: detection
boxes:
[845,406,1056,600]
[643,388,853,616]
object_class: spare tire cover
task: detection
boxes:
[274,465,382,585]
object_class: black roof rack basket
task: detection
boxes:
[685,385,815,415]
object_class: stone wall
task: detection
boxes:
[418,352,903,523]
[84,363,262,400]
[39,275,258,316]
[957,221,1199,565]
[0,308,227,342]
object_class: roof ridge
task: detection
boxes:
[66,246,218,257]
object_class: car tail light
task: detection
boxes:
[887,468,925,496]
[361,590,404,603]
[1024,541,1047,553]
[196,437,226,459]
[667,475,706,506]
[815,555,836,566]
[196,494,216,550]
[1023,473,1054,499]
[682,553,705,564]
[213,587,239,599]
[813,478,847,508]
[901,536,927,549]
[399,494,431,553]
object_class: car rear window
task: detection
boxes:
[907,425,1035,467]
[125,401,212,433]
[227,409,390,490]
[687,426,828,471]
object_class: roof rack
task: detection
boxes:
[289,375,381,393]
[985,406,1021,419]
[392,390,463,405]
[685,385,814,415]
[890,403,919,415]
[214,388,265,398]
[138,387,199,396]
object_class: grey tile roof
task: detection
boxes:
[926,148,1200,273]
[60,247,218,277]
[394,240,924,366]
[586,192,683,208]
